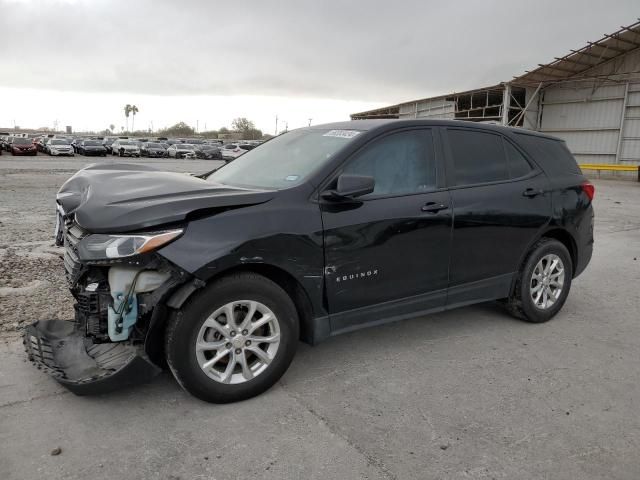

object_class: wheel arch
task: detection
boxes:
[163,263,318,346]
[538,227,577,274]
[509,226,578,298]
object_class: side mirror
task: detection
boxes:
[321,174,375,201]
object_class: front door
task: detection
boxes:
[321,128,452,334]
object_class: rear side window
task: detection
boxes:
[343,129,436,197]
[514,134,581,176]
[448,129,508,185]
[504,140,533,178]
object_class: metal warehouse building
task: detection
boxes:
[351,20,640,168]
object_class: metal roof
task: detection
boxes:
[351,19,640,119]
[350,84,504,119]
[512,19,640,86]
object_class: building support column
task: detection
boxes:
[615,81,630,164]
[501,84,511,125]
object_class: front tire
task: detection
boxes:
[507,238,573,323]
[165,273,299,403]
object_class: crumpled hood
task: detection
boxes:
[57,163,275,233]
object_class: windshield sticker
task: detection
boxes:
[323,130,361,139]
[285,175,300,182]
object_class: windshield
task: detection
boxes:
[177,144,193,150]
[51,139,68,145]
[84,141,100,146]
[146,143,162,148]
[208,128,361,189]
[14,138,31,144]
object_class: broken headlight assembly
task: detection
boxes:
[77,229,183,261]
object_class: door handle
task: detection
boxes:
[421,202,448,213]
[523,188,544,198]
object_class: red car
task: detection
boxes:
[10,137,38,156]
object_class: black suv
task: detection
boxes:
[25,120,594,403]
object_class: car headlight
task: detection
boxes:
[77,229,183,261]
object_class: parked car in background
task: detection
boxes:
[194,144,222,160]
[111,140,141,157]
[47,139,74,156]
[238,143,257,152]
[35,137,46,152]
[10,137,38,155]
[167,143,197,159]
[70,138,85,153]
[102,137,116,154]
[78,140,108,157]
[220,144,247,160]
[140,142,167,158]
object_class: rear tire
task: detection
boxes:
[507,238,572,323]
[165,272,299,403]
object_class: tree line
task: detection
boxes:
[102,108,263,140]
[157,118,263,139]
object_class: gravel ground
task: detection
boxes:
[0,153,221,340]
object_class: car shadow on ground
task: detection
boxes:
[55,301,526,407]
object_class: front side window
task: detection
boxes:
[342,129,436,197]
[209,128,361,189]
[448,129,508,186]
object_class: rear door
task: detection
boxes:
[321,128,452,333]
[442,127,551,305]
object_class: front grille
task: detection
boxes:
[63,219,87,286]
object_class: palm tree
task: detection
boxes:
[124,104,132,132]
[130,105,139,133]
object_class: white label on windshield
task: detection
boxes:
[285,175,300,181]
[323,130,361,139]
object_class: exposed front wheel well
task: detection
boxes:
[172,264,316,345]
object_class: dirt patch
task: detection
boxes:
[0,247,74,340]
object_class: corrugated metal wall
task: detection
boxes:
[398,98,455,119]
[539,83,625,164]
[538,48,640,168]
[620,81,640,162]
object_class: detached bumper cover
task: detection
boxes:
[24,319,161,395]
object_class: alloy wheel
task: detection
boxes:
[530,254,565,309]
[195,300,281,384]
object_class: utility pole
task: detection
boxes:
[196,120,199,133]
[275,115,278,135]
[308,118,312,127]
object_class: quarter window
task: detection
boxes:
[504,140,533,178]
[448,129,508,186]
[342,130,436,197]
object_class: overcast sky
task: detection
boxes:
[0,0,638,133]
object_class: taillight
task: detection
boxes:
[581,181,595,201]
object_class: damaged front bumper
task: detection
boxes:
[25,209,193,395]
[24,319,161,395]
